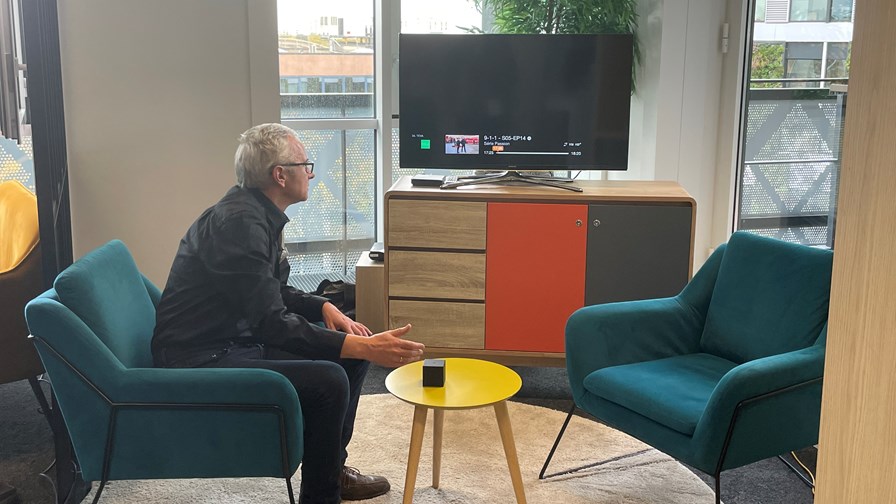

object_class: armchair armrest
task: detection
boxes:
[692,344,825,471]
[566,297,704,402]
[115,367,301,413]
[101,367,304,481]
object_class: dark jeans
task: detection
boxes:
[169,344,369,504]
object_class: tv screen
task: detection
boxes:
[399,33,633,172]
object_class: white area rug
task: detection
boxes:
[87,394,717,503]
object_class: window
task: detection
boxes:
[784,42,823,87]
[737,3,852,247]
[0,0,32,189]
[277,0,376,287]
[830,0,853,21]
[277,1,374,119]
[826,42,851,80]
[755,0,767,22]
[790,0,827,21]
[790,0,853,22]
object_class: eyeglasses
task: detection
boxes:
[273,161,314,174]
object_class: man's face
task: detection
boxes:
[281,137,314,203]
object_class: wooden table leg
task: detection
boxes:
[494,400,527,504]
[403,405,428,504]
[433,408,444,488]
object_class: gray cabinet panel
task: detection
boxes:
[585,204,692,305]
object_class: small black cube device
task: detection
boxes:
[422,359,445,387]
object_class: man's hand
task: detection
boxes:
[340,324,425,367]
[322,301,372,336]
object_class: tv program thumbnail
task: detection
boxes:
[445,134,480,155]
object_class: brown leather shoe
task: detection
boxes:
[340,466,390,500]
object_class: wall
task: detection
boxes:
[623,0,729,266]
[58,0,279,285]
[58,0,730,283]
[815,0,896,500]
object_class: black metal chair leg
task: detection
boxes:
[540,403,653,480]
[90,480,107,504]
[777,454,816,489]
[539,403,577,479]
[29,376,90,504]
[285,478,296,504]
[714,472,721,504]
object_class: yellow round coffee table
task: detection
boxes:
[385,358,526,504]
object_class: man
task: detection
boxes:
[152,123,425,504]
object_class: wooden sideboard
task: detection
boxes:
[384,177,696,366]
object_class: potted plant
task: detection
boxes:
[474,0,640,88]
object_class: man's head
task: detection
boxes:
[234,123,315,206]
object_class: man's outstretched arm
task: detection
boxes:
[340,324,425,367]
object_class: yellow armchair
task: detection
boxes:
[0,180,44,384]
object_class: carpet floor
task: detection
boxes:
[0,365,817,504]
[79,395,717,503]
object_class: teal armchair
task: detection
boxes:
[24,240,303,504]
[544,231,833,503]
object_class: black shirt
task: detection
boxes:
[151,186,346,365]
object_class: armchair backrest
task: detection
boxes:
[699,232,833,363]
[49,240,159,369]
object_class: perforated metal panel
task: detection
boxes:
[0,135,34,191]
[738,88,845,247]
[740,162,833,217]
[284,129,374,284]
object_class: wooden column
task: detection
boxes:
[815,1,896,502]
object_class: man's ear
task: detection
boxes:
[271,165,286,187]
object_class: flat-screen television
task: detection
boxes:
[399,33,633,172]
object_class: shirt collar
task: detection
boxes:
[246,186,290,231]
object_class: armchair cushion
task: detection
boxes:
[53,240,156,368]
[584,353,737,435]
[699,232,833,363]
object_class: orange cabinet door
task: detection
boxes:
[485,202,587,352]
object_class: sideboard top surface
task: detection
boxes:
[386,176,695,205]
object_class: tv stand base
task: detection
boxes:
[441,170,583,192]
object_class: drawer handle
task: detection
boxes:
[593,219,601,228]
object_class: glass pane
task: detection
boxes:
[826,42,851,79]
[755,0,767,21]
[785,43,823,88]
[750,43,785,88]
[789,0,828,21]
[739,5,852,247]
[277,0,374,119]
[284,129,375,282]
[830,0,853,21]
[786,42,823,60]
[401,1,481,34]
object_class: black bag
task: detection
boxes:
[315,279,357,320]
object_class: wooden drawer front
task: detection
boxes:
[388,200,487,249]
[389,300,484,349]
[389,251,485,300]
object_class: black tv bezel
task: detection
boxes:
[398,33,634,172]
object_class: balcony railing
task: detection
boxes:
[737,79,847,247]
